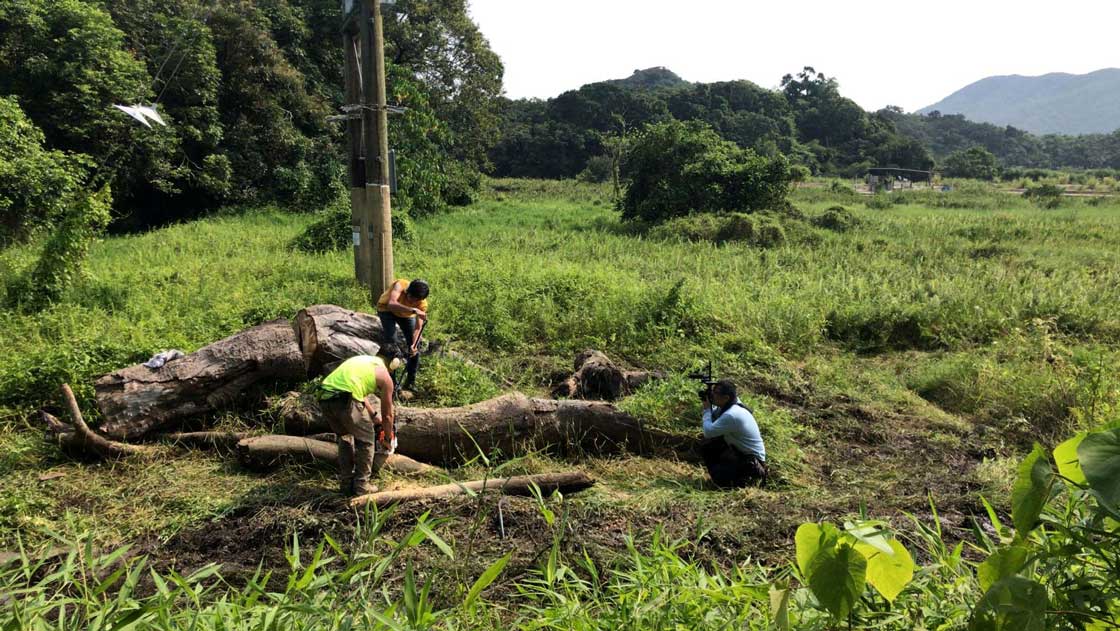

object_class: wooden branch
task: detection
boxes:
[349,471,595,508]
[234,434,432,476]
[57,385,155,458]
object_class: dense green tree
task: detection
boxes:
[619,120,793,223]
[208,0,338,208]
[943,146,1000,180]
[386,0,504,172]
[101,0,231,212]
[0,0,182,208]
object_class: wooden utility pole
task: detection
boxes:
[342,0,393,299]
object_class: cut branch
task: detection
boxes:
[349,471,595,508]
[234,434,432,475]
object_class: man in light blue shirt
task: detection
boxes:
[700,380,767,487]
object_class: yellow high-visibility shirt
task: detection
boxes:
[321,355,387,402]
[376,278,428,318]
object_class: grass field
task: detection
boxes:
[1,179,1118,628]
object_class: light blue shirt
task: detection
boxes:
[702,400,766,461]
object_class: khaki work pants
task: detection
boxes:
[321,395,380,492]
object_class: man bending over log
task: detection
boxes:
[318,353,402,495]
[699,380,768,488]
[376,279,429,396]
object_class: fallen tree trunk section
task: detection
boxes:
[295,305,405,376]
[96,319,306,440]
[156,431,251,450]
[234,435,433,475]
[275,392,695,465]
[44,385,157,458]
[349,471,595,508]
[394,394,694,465]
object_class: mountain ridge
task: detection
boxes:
[918,68,1120,135]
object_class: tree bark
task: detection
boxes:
[295,304,405,376]
[349,471,595,508]
[95,319,305,440]
[234,434,432,475]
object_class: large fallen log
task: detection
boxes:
[234,434,433,475]
[95,320,305,440]
[275,392,695,465]
[396,394,693,464]
[349,471,595,508]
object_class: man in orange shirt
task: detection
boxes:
[376,278,429,393]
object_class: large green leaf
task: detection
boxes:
[808,542,867,620]
[855,538,914,603]
[968,576,1048,631]
[795,523,839,578]
[1053,432,1088,485]
[977,545,1029,593]
[1079,428,1120,509]
[844,519,893,555]
[1010,444,1053,537]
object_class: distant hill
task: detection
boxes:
[602,67,689,91]
[918,69,1120,135]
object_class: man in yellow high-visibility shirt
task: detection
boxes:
[376,278,429,394]
[318,353,401,496]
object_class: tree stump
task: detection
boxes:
[551,350,664,401]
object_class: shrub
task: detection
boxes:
[577,155,614,183]
[0,97,85,246]
[647,212,792,248]
[811,205,858,232]
[291,197,414,254]
[5,187,113,310]
[865,194,894,210]
[1022,183,1064,209]
[618,120,794,223]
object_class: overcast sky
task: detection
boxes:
[467,0,1120,112]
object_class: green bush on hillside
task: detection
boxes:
[5,186,113,310]
[618,120,794,223]
[0,97,85,246]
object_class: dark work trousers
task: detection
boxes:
[700,438,767,488]
[378,311,420,388]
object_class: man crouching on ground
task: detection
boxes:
[318,353,401,496]
[700,380,768,488]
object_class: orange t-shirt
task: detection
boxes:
[376,279,429,318]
